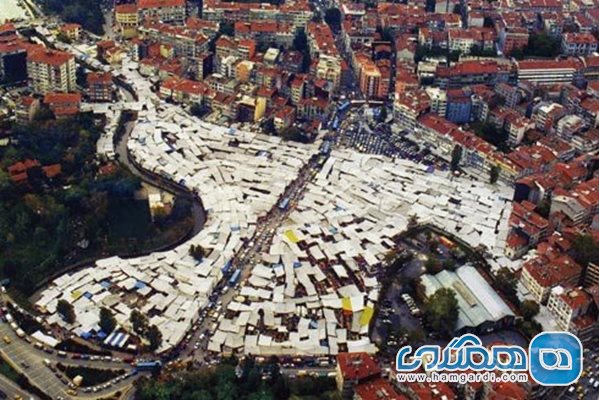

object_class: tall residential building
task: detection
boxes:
[86,72,114,102]
[138,0,187,25]
[115,4,140,38]
[27,49,76,94]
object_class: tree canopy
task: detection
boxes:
[57,299,76,324]
[133,361,341,400]
[99,307,117,334]
[423,288,459,337]
[511,32,561,59]
[324,8,342,30]
[489,165,500,184]
[450,145,462,171]
[130,310,149,335]
[147,325,163,351]
[0,115,192,296]
[572,234,599,268]
[41,0,105,34]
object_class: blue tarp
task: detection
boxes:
[100,280,111,288]
[134,280,147,290]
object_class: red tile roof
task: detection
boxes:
[138,0,185,8]
[336,352,380,382]
[354,378,407,400]
[116,3,138,13]
[27,49,73,66]
[43,92,82,105]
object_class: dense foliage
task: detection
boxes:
[134,360,341,400]
[41,0,105,34]
[511,32,562,60]
[423,287,459,337]
[0,115,191,296]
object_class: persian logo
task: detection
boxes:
[396,332,583,386]
[529,332,583,386]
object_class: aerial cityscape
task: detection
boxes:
[0,0,598,398]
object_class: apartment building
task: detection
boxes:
[115,3,140,38]
[547,286,592,331]
[27,49,76,94]
[86,72,114,102]
[561,33,598,56]
[138,0,187,25]
[520,254,582,303]
[516,59,584,85]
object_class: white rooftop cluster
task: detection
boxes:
[35,96,319,353]
[210,151,514,356]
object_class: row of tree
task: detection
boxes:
[40,0,105,34]
[134,357,341,400]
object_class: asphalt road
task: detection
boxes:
[115,120,207,236]
[0,373,37,400]
[0,320,137,399]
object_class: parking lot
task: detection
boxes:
[338,108,449,170]
[562,339,599,400]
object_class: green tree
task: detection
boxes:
[378,107,388,123]
[281,127,310,143]
[130,309,148,335]
[218,22,234,37]
[262,118,276,135]
[147,325,163,351]
[324,8,342,30]
[57,299,76,324]
[292,29,311,72]
[489,165,500,184]
[535,198,551,218]
[99,307,117,334]
[523,32,561,58]
[423,288,459,336]
[520,300,540,320]
[450,145,462,171]
[189,244,205,261]
[572,234,599,268]
[424,257,440,274]
[495,267,518,304]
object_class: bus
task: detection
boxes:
[135,360,162,372]
[331,117,340,130]
[229,269,241,287]
[321,141,331,155]
[278,197,290,210]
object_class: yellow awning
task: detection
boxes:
[360,306,374,326]
[284,230,299,243]
[342,297,352,312]
[71,290,82,300]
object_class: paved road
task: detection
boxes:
[0,320,137,399]
[179,156,325,361]
[0,373,37,400]
[115,120,207,236]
